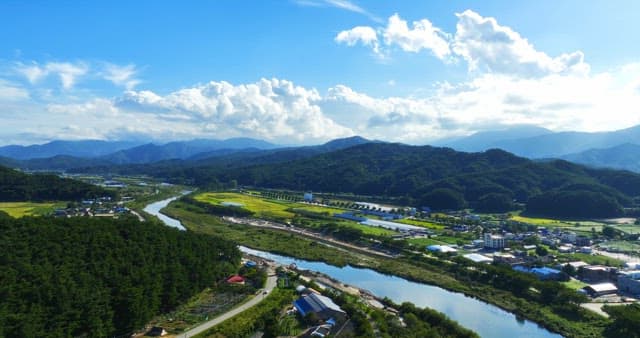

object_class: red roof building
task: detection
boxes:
[226,275,246,285]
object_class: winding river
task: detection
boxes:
[145,196,562,338]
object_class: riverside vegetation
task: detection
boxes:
[167,196,620,338]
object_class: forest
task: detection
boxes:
[65,143,640,217]
[0,166,113,202]
[0,214,240,338]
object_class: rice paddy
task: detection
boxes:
[0,202,61,217]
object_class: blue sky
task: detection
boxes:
[1,0,639,145]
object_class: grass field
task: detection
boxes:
[562,279,588,291]
[599,241,640,253]
[0,202,62,217]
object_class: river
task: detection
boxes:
[146,196,562,338]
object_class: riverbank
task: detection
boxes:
[159,199,608,337]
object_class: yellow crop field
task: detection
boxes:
[0,202,59,217]
[194,192,296,219]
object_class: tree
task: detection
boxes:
[602,225,619,239]
[420,188,466,211]
[536,246,549,257]
[604,303,640,338]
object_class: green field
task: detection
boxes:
[562,279,588,291]
[194,192,399,236]
[599,241,640,253]
[0,202,62,217]
[195,192,297,219]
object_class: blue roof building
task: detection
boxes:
[294,293,346,321]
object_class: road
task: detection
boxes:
[176,274,277,338]
[224,216,395,258]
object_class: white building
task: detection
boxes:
[484,233,505,249]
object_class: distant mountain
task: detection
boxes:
[561,143,640,172]
[190,135,375,166]
[443,124,640,158]
[441,125,552,152]
[101,138,279,164]
[0,140,143,160]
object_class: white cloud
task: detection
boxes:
[294,0,382,22]
[383,14,451,59]
[102,63,141,90]
[0,80,29,101]
[335,13,451,60]
[114,78,354,142]
[45,62,89,89]
[335,26,380,54]
[453,10,589,76]
[15,61,88,89]
[336,10,590,76]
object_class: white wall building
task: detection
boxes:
[484,233,505,249]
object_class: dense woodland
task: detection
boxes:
[102,143,640,218]
[0,214,240,338]
[0,166,113,201]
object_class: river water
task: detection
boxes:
[146,196,562,338]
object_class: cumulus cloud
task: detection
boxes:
[337,10,589,76]
[383,14,451,59]
[453,10,589,76]
[335,13,451,60]
[113,78,354,142]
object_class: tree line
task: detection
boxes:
[0,165,114,202]
[0,214,240,337]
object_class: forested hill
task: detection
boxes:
[0,165,112,201]
[0,215,240,337]
[198,143,640,217]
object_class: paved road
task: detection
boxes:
[176,274,278,338]
[224,216,395,258]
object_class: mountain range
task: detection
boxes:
[442,124,640,172]
[4,123,640,173]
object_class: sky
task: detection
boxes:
[1,0,639,145]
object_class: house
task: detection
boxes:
[580,265,612,283]
[304,192,313,202]
[147,326,168,336]
[226,275,246,285]
[561,232,577,244]
[426,245,458,254]
[484,233,505,250]
[576,236,592,246]
[293,293,346,322]
[565,261,589,270]
[493,253,519,265]
[617,270,640,296]
[463,253,492,264]
[531,267,563,280]
[582,283,618,297]
[513,266,563,280]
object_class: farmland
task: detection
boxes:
[193,191,397,236]
[0,202,62,217]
